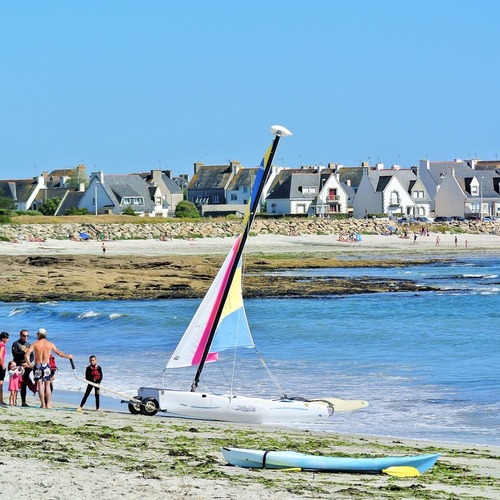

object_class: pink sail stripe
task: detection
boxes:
[190,235,242,365]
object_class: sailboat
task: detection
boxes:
[129,125,368,424]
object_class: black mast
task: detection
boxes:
[191,128,286,391]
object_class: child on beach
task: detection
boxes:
[77,355,103,411]
[8,361,24,406]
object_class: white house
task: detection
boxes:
[353,166,431,219]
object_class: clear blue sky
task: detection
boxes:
[1,1,499,179]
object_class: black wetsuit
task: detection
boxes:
[79,365,103,410]
[12,339,36,405]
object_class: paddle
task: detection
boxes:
[382,466,420,477]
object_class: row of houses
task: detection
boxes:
[187,158,500,220]
[1,158,500,219]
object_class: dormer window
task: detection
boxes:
[390,191,400,205]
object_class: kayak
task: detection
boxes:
[221,447,440,476]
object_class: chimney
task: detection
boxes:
[376,162,384,170]
[194,162,204,174]
[91,171,105,183]
[151,169,162,185]
[230,160,241,174]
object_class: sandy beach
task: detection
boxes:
[1,395,499,500]
[1,233,499,498]
[1,231,500,257]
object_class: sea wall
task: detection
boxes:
[0,218,497,241]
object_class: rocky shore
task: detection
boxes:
[0,220,498,302]
[0,253,438,302]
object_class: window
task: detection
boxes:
[414,190,424,199]
[390,191,400,205]
[212,195,220,203]
[471,186,478,195]
[121,197,144,206]
[243,186,248,193]
[231,194,237,201]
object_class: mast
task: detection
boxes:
[191,125,291,391]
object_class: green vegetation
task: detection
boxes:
[0,411,497,499]
[39,197,62,216]
[122,206,137,216]
[175,200,200,218]
[65,207,90,215]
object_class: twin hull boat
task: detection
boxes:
[125,125,367,424]
[135,387,333,424]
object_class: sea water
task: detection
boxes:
[1,257,499,446]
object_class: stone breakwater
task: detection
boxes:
[0,218,497,241]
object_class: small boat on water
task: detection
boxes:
[221,447,440,476]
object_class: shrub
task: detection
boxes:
[122,206,137,216]
[13,210,43,216]
[65,207,90,215]
[175,201,200,218]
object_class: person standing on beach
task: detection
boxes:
[8,361,24,406]
[0,332,9,405]
[435,235,440,247]
[455,235,458,248]
[12,329,36,406]
[77,355,103,411]
[102,242,106,256]
[24,328,73,409]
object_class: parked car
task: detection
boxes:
[433,216,452,223]
[397,217,418,223]
[482,216,498,222]
[415,217,433,223]
[450,216,465,222]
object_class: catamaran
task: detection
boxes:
[123,125,367,424]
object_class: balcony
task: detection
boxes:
[326,195,340,204]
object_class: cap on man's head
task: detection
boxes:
[0,332,9,340]
[37,328,47,337]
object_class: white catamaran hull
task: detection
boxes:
[136,386,333,424]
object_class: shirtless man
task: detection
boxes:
[25,328,73,409]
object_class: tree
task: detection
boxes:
[175,200,200,218]
[0,196,16,211]
[39,197,62,216]
[67,169,89,190]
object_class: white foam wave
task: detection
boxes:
[109,313,124,320]
[77,311,101,319]
[8,307,26,316]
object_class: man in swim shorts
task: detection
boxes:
[25,328,73,409]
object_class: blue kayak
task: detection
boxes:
[221,447,440,475]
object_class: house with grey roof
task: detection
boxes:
[0,176,45,211]
[420,158,500,218]
[139,169,184,216]
[434,167,500,218]
[187,161,241,209]
[79,171,158,216]
[353,165,431,219]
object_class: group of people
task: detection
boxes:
[0,328,103,411]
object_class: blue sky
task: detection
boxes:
[1,1,499,179]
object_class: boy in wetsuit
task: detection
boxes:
[77,355,103,411]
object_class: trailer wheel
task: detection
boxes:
[128,398,142,415]
[140,397,159,416]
